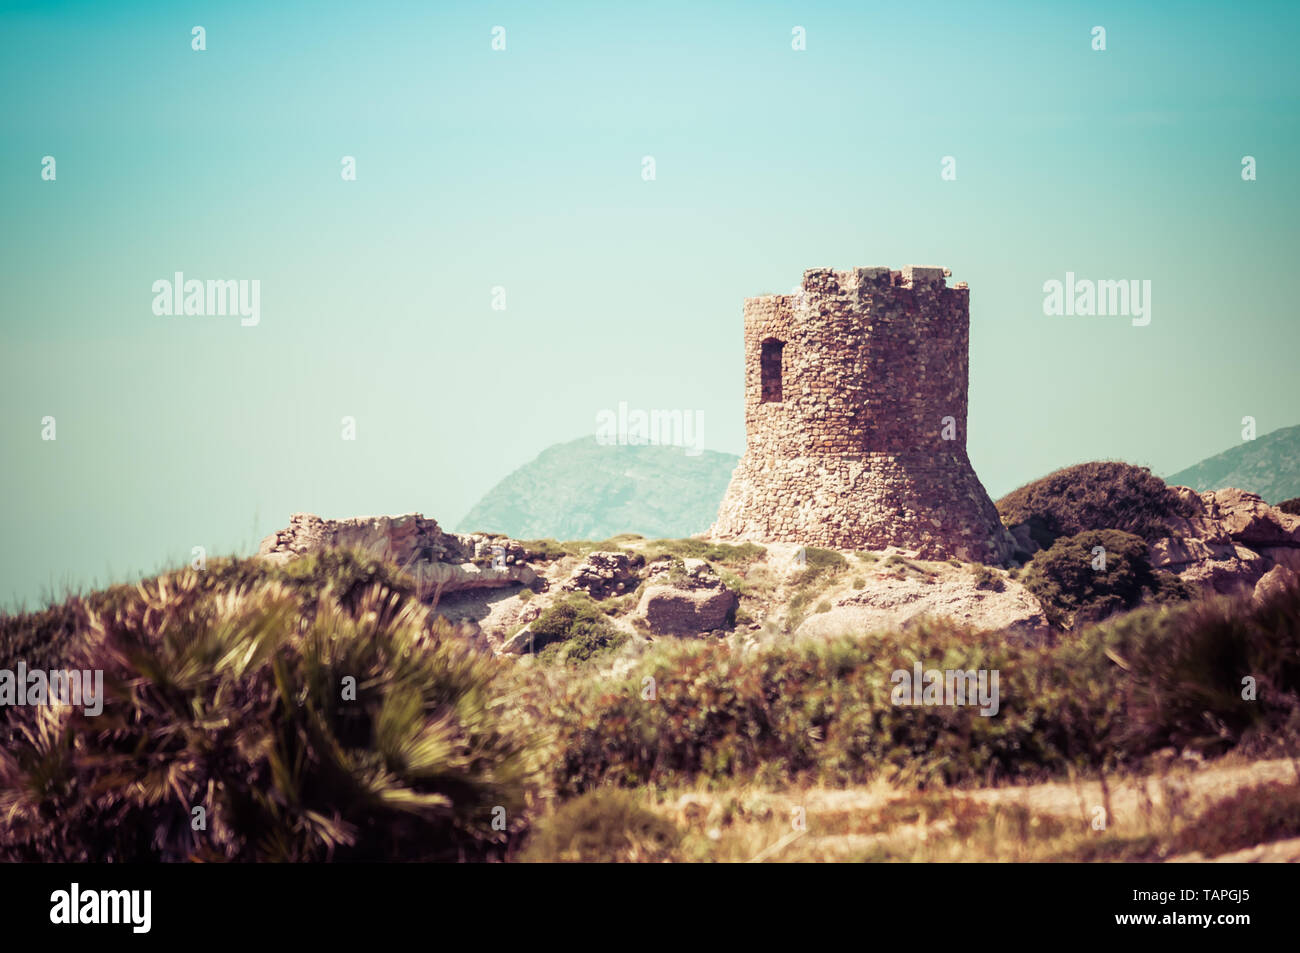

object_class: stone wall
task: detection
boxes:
[713,266,1015,563]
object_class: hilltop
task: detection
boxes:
[1166,424,1300,504]
[456,436,738,540]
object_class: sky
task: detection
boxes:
[2,0,1298,608]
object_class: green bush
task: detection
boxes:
[0,561,538,862]
[996,462,1197,548]
[519,789,682,862]
[970,566,1006,592]
[517,539,570,560]
[793,547,849,586]
[529,593,626,663]
[522,576,1300,794]
[0,550,414,682]
[1021,529,1184,628]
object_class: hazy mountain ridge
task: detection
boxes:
[455,436,740,540]
[1165,425,1300,504]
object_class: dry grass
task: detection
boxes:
[631,757,1300,862]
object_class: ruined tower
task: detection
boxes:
[712,266,1015,564]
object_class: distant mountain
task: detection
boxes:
[1165,425,1300,504]
[456,436,740,540]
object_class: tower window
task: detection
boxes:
[760,338,784,403]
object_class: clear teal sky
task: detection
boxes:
[2,0,1298,608]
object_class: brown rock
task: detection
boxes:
[637,585,737,636]
[796,571,1049,642]
[1203,489,1300,548]
[634,560,737,636]
[1252,564,1296,604]
[562,551,645,599]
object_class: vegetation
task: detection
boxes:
[996,461,1198,549]
[970,565,1005,592]
[1172,781,1300,857]
[0,563,538,862]
[529,593,628,664]
[663,774,1300,862]
[4,537,1298,863]
[520,788,683,862]
[1020,529,1171,628]
[1278,497,1300,516]
[517,576,1300,795]
[641,538,767,566]
[791,547,849,588]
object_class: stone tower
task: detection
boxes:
[712,266,1015,564]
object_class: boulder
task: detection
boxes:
[1253,564,1297,605]
[796,570,1049,642]
[637,586,737,636]
[634,560,737,636]
[500,624,536,656]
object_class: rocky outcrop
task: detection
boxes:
[1149,488,1300,595]
[795,570,1050,642]
[634,559,737,636]
[259,512,469,566]
[562,551,645,599]
[257,512,537,598]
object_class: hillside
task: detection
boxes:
[1165,424,1300,504]
[456,435,739,540]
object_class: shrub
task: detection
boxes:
[519,789,682,862]
[1278,497,1300,516]
[1097,578,1300,756]
[517,539,570,560]
[0,563,538,862]
[521,576,1300,794]
[528,593,626,663]
[1021,529,1166,628]
[996,462,1197,548]
[970,566,1006,592]
[792,547,849,586]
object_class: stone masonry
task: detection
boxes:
[712,266,1016,564]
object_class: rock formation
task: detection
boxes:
[796,570,1050,642]
[1149,488,1300,595]
[257,513,538,598]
